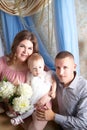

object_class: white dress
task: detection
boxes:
[27,70,53,105]
[11,70,53,126]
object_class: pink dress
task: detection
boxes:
[0,56,48,130]
[0,56,28,115]
[0,56,27,83]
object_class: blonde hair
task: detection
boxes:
[27,53,45,69]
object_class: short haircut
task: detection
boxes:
[55,51,74,60]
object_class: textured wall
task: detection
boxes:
[75,0,87,78]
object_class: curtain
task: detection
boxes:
[0,36,4,56]
[54,0,80,73]
[0,10,55,70]
[0,0,80,73]
[0,0,51,16]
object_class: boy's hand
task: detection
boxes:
[36,106,55,121]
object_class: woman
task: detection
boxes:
[0,30,48,130]
[0,30,38,84]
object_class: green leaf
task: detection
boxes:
[0,96,3,102]
[8,94,20,106]
[3,77,8,82]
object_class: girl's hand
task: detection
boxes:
[36,94,51,107]
[49,91,56,99]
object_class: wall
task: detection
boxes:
[75,0,87,78]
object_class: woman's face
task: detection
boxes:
[16,39,33,62]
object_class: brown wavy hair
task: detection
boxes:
[7,30,39,64]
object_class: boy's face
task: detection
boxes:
[55,57,76,87]
[30,59,44,76]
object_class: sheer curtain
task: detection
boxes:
[0,15,5,56]
[54,0,80,73]
[0,36,4,56]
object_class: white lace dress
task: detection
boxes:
[27,70,53,105]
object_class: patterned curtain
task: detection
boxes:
[0,0,51,16]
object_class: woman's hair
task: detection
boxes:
[7,30,39,64]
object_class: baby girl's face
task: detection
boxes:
[30,59,44,76]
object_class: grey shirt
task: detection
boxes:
[54,74,87,130]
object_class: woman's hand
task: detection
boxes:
[4,98,17,117]
[13,77,20,86]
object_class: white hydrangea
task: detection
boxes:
[0,81,16,99]
[17,83,33,99]
[12,96,32,114]
[0,82,33,115]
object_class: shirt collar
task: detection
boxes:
[58,72,79,89]
[68,73,78,89]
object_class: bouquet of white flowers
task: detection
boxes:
[10,83,34,126]
[12,83,33,114]
[0,80,16,99]
[0,79,33,116]
[12,96,32,114]
[16,83,33,99]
